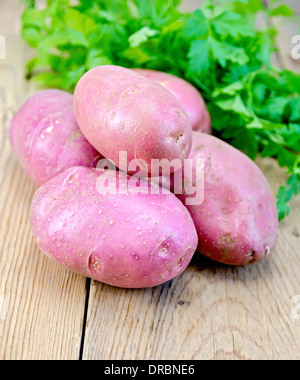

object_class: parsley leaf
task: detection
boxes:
[211,10,255,38]
[277,174,300,220]
[187,39,211,76]
[129,27,159,48]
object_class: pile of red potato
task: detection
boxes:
[9,66,278,288]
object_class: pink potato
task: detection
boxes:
[177,132,278,266]
[30,166,198,288]
[73,65,192,176]
[9,89,101,186]
[132,69,211,134]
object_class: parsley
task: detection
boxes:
[20,0,300,220]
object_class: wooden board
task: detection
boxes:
[269,0,300,72]
[0,0,87,360]
[0,0,300,360]
[82,158,300,360]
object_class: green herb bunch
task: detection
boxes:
[21,0,300,220]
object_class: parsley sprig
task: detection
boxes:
[21,0,300,220]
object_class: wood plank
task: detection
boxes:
[0,0,299,361]
[82,0,300,360]
[268,0,300,72]
[0,0,87,360]
[180,0,200,12]
[82,158,300,360]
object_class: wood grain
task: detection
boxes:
[0,0,299,360]
[0,0,87,360]
[82,0,300,360]
[268,0,300,72]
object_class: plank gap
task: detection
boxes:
[79,278,91,360]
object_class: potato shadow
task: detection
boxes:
[188,251,228,272]
[187,249,275,280]
[92,248,275,299]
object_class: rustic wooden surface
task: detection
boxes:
[0,0,300,360]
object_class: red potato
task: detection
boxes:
[132,69,211,134]
[9,90,101,186]
[30,167,198,288]
[73,65,192,176]
[177,132,278,266]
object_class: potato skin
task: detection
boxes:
[9,90,100,186]
[178,132,278,266]
[133,69,211,134]
[30,167,198,288]
[73,65,192,175]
